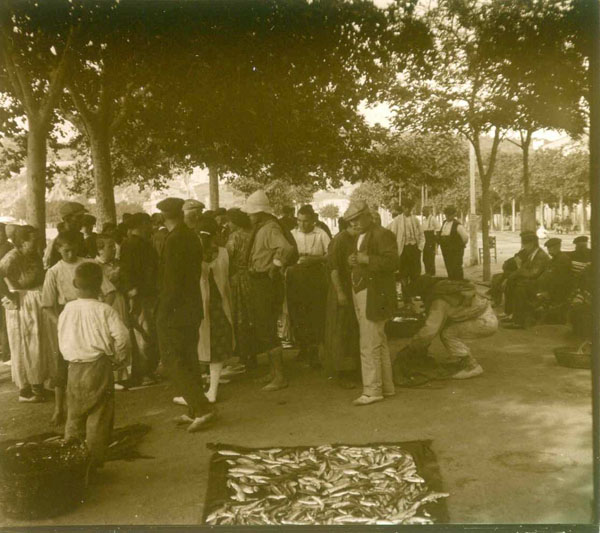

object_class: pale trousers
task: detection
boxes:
[352,289,395,397]
[440,305,498,359]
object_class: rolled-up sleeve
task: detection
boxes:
[408,299,450,349]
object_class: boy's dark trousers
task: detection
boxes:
[441,245,465,280]
[64,356,114,467]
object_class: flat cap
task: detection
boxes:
[128,212,151,229]
[545,238,562,248]
[82,214,96,225]
[215,207,227,216]
[520,230,537,242]
[156,197,184,215]
[573,235,588,244]
[182,199,205,212]
[343,200,369,222]
[59,201,87,219]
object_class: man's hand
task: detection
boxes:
[348,253,358,267]
[337,291,349,306]
[268,264,281,280]
[356,252,369,265]
[2,296,17,310]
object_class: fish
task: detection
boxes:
[218,450,241,456]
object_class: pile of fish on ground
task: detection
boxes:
[205,444,449,525]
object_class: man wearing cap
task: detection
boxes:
[44,202,87,269]
[120,212,160,385]
[344,200,398,406]
[279,206,297,233]
[438,206,468,280]
[387,199,425,305]
[421,205,441,276]
[569,235,591,278]
[183,199,205,237]
[501,231,550,329]
[535,238,573,322]
[287,204,331,368]
[155,197,214,432]
[242,190,296,391]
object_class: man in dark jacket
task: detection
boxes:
[0,223,13,361]
[535,238,573,322]
[344,200,398,406]
[502,231,550,329]
[438,206,468,280]
[155,198,214,432]
[120,212,160,384]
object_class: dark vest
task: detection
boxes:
[439,220,465,249]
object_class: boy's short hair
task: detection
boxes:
[297,205,315,217]
[73,261,103,292]
[13,225,36,248]
[96,233,115,251]
[55,232,80,249]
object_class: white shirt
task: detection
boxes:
[357,233,366,251]
[42,258,116,307]
[58,298,131,364]
[291,227,331,256]
[440,219,469,244]
[387,214,425,254]
[422,215,441,232]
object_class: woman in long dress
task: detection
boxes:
[198,217,235,403]
[225,208,255,368]
[0,226,51,402]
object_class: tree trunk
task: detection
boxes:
[559,194,563,220]
[209,167,219,210]
[26,124,48,249]
[511,198,516,232]
[520,134,536,232]
[90,128,116,227]
[480,180,491,281]
[500,203,504,230]
[580,196,587,233]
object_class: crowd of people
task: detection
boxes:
[0,190,589,476]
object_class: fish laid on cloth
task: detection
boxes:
[205,445,449,525]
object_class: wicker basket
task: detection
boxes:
[0,438,89,520]
[554,343,591,370]
[385,316,424,339]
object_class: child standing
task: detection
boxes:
[58,262,131,471]
[95,233,132,388]
[197,218,234,403]
[42,233,117,424]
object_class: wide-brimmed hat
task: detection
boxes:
[343,200,369,222]
[573,235,588,244]
[59,201,87,219]
[241,190,273,215]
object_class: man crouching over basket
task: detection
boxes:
[402,276,498,379]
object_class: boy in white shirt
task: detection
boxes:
[58,262,131,474]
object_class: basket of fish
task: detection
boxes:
[385,315,424,339]
[204,442,449,525]
[0,435,89,520]
[554,342,591,370]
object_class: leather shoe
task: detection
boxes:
[352,395,384,406]
[187,412,216,433]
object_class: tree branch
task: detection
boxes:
[39,24,77,126]
[66,81,95,138]
[0,23,37,118]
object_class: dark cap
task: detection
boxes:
[215,207,227,216]
[82,214,96,226]
[573,235,588,244]
[520,231,537,243]
[128,212,151,229]
[545,238,561,248]
[59,201,87,219]
[156,197,184,215]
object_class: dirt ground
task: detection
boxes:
[0,230,593,526]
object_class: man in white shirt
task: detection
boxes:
[288,205,331,367]
[421,205,441,276]
[386,199,425,305]
[438,206,469,280]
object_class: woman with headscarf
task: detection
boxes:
[403,275,498,379]
[0,225,51,402]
